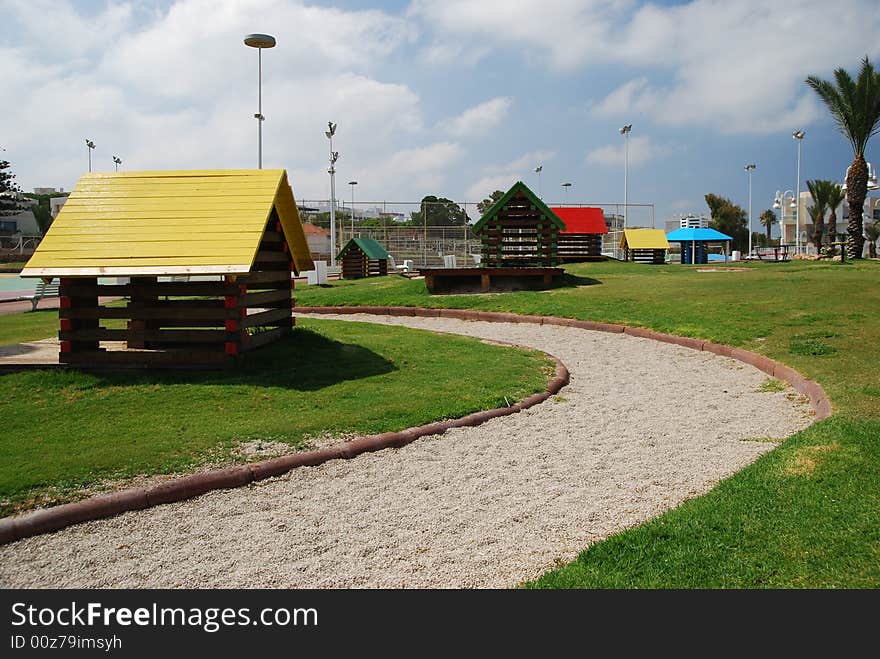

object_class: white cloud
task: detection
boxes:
[585,135,665,166]
[3,0,426,199]
[3,0,134,60]
[408,0,629,70]
[101,0,415,100]
[414,0,880,135]
[466,175,519,201]
[385,142,465,173]
[439,97,512,137]
[467,150,556,198]
[591,78,660,117]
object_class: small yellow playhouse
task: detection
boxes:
[21,169,314,368]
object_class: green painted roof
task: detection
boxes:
[337,237,390,260]
[472,181,566,232]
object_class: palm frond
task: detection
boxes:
[806,56,880,157]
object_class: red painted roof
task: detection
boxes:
[551,207,608,234]
[302,222,330,237]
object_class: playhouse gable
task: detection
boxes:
[22,169,313,277]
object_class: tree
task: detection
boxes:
[806,56,880,259]
[23,193,65,234]
[865,222,880,258]
[410,195,469,226]
[477,190,504,216]
[704,193,748,252]
[0,159,23,217]
[806,202,825,253]
[759,208,777,244]
[806,179,830,252]
[825,182,845,245]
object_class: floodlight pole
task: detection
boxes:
[244,34,276,169]
[326,122,339,266]
[620,124,632,228]
[562,182,571,204]
[85,139,95,172]
[745,164,755,256]
[534,166,543,199]
[793,131,805,254]
[349,181,357,237]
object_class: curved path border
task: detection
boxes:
[0,306,830,546]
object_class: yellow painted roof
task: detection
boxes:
[619,228,670,250]
[22,169,314,277]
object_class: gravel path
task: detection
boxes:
[0,314,812,588]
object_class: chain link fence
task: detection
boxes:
[299,200,654,266]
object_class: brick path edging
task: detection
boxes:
[297,306,832,419]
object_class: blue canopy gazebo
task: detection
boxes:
[666,227,733,264]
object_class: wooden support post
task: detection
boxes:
[128,276,159,349]
[481,273,490,293]
[224,275,247,356]
[59,277,100,361]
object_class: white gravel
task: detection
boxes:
[0,314,812,588]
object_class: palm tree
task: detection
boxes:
[806,56,880,259]
[825,182,845,247]
[807,203,825,253]
[865,222,880,258]
[760,208,777,244]
[806,179,829,252]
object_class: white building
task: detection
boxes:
[50,195,69,218]
[0,208,40,238]
[780,192,880,253]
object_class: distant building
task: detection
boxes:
[50,195,69,218]
[0,209,40,237]
[665,215,709,233]
[302,222,331,261]
[33,187,64,195]
[781,192,879,254]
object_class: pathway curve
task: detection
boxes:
[0,314,812,588]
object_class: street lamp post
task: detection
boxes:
[85,139,95,172]
[534,166,543,198]
[619,124,632,228]
[744,164,756,257]
[244,33,276,169]
[113,156,122,172]
[793,130,805,254]
[326,122,339,267]
[562,182,572,204]
[348,181,357,237]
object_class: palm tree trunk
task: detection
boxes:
[813,218,824,252]
[827,210,837,245]
[846,155,868,259]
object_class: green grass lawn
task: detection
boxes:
[0,318,551,516]
[296,260,880,588]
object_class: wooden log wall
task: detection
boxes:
[367,259,388,277]
[625,247,666,265]
[478,196,560,268]
[57,214,295,368]
[557,234,602,261]
[341,250,368,279]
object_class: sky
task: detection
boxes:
[3,0,880,226]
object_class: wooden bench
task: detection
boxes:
[25,279,60,311]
